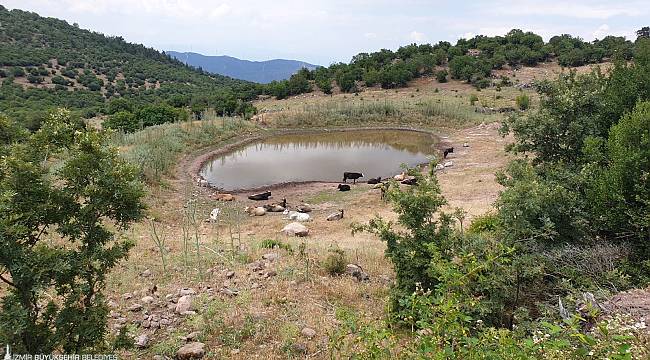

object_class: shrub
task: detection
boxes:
[259,239,293,253]
[515,93,530,110]
[103,111,139,132]
[322,248,347,276]
[469,94,479,105]
[468,212,500,234]
[435,69,448,83]
[0,109,145,353]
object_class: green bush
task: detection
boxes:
[0,109,145,353]
[435,69,448,83]
[103,111,138,132]
[259,239,293,253]
[515,93,530,110]
[322,248,347,276]
[469,94,479,105]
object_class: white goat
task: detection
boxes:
[209,208,221,222]
[283,209,311,222]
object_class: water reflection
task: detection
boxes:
[200,130,438,191]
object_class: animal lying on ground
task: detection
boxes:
[338,184,351,191]
[393,172,406,181]
[263,204,285,212]
[367,176,381,184]
[209,208,221,222]
[244,206,266,216]
[401,177,417,185]
[326,209,344,221]
[211,193,235,201]
[248,191,271,201]
[283,209,311,222]
[196,177,209,187]
[343,172,364,184]
[263,198,287,212]
[296,204,312,213]
[443,147,454,158]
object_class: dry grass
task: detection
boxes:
[100,75,521,358]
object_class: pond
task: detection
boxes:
[199,129,439,191]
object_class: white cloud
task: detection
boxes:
[493,1,645,19]
[409,30,426,42]
[209,3,231,19]
[364,32,377,39]
[593,24,610,39]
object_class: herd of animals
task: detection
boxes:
[201,146,458,229]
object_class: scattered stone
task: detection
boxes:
[107,300,118,308]
[226,271,235,279]
[128,303,143,312]
[262,253,279,261]
[166,294,176,302]
[249,261,265,272]
[181,311,196,316]
[110,311,121,319]
[435,164,445,171]
[281,222,309,237]
[346,264,370,282]
[142,320,151,328]
[160,318,171,326]
[251,283,261,289]
[220,287,239,297]
[181,331,201,342]
[176,342,205,360]
[115,317,128,325]
[292,343,308,354]
[264,270,277,278]
[175,295,193,314]
[141,269,152,278]
[443,161,453,167]
[463,142,469,147]
[301,327,317,339]
[134,334,149,348]
[141,296,155,304]
[379,275,393,284]
[179,288,196,296]
[122,293,133,300]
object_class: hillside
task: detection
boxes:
[167,51,319,83]
[0,6,257,127]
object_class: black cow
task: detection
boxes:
[401,177,417,186]
[443,147,454,158]
[367,176,381,184]
[338,184,351,192]
[248,191,271,201]
[343,172,364,184]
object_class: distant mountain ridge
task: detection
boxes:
[166,51,319,83]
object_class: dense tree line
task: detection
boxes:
[263,29,639,98]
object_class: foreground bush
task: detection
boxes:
[0,109,145,353]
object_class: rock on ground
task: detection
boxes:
[281,222,309,237]
[301,327,317,339]
[346,264,370,281]
[176,342,205,359]
[175,295,193,314]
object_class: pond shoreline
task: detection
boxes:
[186,126,451,194]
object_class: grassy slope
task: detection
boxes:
[0,6,255,120]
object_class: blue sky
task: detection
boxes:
[3,0,648,65]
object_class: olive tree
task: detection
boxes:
[0,109,145,353]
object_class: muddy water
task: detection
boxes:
[199,130,438,191]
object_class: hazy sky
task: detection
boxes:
[3,0,648,65]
